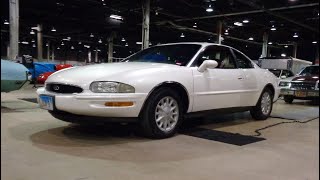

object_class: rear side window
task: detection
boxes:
[192,45,236,69]
[232,50,253,69]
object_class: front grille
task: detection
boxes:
[46,83,83,94]
[291,82,316,90]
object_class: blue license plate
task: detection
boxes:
[38,95,54,110]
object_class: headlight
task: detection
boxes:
[90,81,135,93]
[279,81,290,87]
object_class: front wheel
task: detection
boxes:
[139,87,183,139]
[250,88,274,120]
[283,95,294,104]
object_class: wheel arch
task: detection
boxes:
[139,81,190,116]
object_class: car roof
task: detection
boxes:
[155,42,235,49]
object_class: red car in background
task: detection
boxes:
[37,64,72,84]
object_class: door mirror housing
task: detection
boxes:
[198,60,218,72]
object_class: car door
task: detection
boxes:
[231,48,260,106]
[191,45,245,112]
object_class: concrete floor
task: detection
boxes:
[1,85,319,180]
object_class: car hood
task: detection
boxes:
[291,75,319,82]
[46,62,183,87]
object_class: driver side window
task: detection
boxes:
[192,46,236,69]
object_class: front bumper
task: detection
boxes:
[36,87,148,118]
[280,88,319,98]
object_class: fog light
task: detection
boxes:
[105,102,134,107]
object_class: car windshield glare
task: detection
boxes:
[299,66,319,76]
[123,44,201,66]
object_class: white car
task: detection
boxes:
[37,43,280,138]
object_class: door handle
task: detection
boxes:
[238,77,243,80]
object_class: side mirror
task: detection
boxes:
[280,75,287,79]
[198,60,218,73]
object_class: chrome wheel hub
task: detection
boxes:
[261,92,272,115]
[155,96,179,132]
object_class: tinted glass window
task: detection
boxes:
[124,44,201,66]
[192,46,236,69]
[233,50,253,69]
[299,66,319,76]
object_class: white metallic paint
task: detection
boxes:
[37,43,280,118]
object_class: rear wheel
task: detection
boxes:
[139,87,183,139]
[283,95,294,104]
[250,88,274,120]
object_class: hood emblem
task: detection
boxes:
[53,85,60,91]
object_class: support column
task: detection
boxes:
[9,0,19,60]
[88,50,92,63]
[292,42,297,58]
[52,44,55,61]
[261,32,268,58]
[47,41,50,61]
[95,49,98,63]
[142,0,150,50]
[108,37,114,63]
[7,44,10,58]
[37,24,43,60]
[216,20,222,44]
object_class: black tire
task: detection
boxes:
[139,87,184,139]
[283,95,294,104]
[250,88,274,120]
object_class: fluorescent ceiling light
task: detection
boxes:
[98,39,103,43]
[136,42,142,45]
[71,46,75,50]
[121,38,126,42]
[206,5,213,12]
[110,14,123,20]
[193,23,197,28]
[180,33,185,38]
[293,33,298,38]
[242,19,249,23]
[31,39,35,43]
[234,22,243,26]
[84,45,90,48]
[32,44,36,48]
[268,42,273,45]
[4,20,9,25]
[270,25,276,31]
[125,43,129,47]
[78,42,82,45]
[281,53,286,57]
[30,30,35,35]
[284,45,289,48]
[90,33,94,38]
[21,41,29,45]
[312,41,318,44]
[248,37,254,41]
[57,47,60,49]
[51,27,56,32]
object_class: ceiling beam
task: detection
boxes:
[234,0,319,33]
[162,3,319,22]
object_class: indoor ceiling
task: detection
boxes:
[1,0,319,61]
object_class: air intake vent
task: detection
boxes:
[46,83,83,94]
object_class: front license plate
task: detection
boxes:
[38,95,54,110]
[295,91,307,97]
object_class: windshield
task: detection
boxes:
[268,69,281,77]
[124,44,202,66]
[299,66,319,76]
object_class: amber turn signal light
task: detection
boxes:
[105,102,134,107]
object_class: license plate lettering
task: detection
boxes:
[295,91,307,97]
[39,95,54,110]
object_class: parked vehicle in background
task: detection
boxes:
[1,59,29,92]
[267,69,295,79]
[36,64,73,84]
[37,43,280,139]
[259,57,312,75]
[279,65,319,103]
